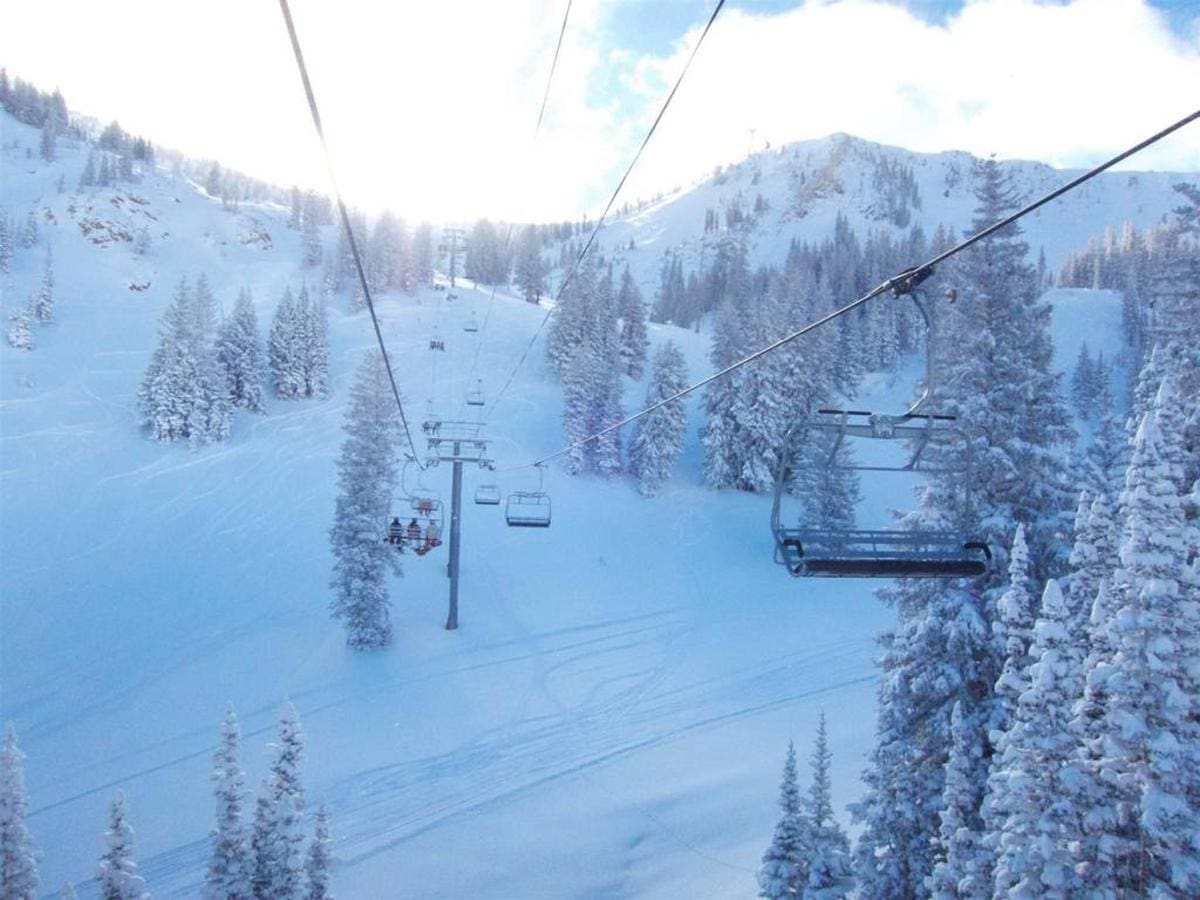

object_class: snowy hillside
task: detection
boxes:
[0,104,1141,899]
[595,132,1190,296]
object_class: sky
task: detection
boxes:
[2,0,1198,222]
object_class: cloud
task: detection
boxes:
[1,0,1196,222]
[618,0,1200,207]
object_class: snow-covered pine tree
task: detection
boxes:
[561,338,597,477]
[1066,490,1116,646]
[305,805,332,900]
[0,216,12,275]
[301,192,322,268]
[216,289,266,414]
[137,277,229,445]
[701,302,749,488]
[591,265,624,477]
[628,341,688,496]
[328,352,402,649]
[96,792,148,900]
[269,287,302,399]
[32,245,53,323]
[758,740,808,899]
[206,705,249,900]
[59,882,77,899]
[39,123,56,162]
[251,703,306,900]
[973,524,1037,890]
[802,713,852,899]
[79,151,96,189]
[1085,408,1128,506]
[7,307,34,350]
[932,157,1073,578]
[410,222,434,289]
[853,501,993,900]
[1097,396,1200,895]
[926,702,987,900]
[515,225,545,303]
[0,724,39,900]
[615,266,648,379]
[990,579,1085,898]
[297,285,329,399]
[248,788,276,900]
[991,524,1036,734]
[191,275,232,444]
[20,210,38,249]
[1070,342,1095,416]
[545,252,596,378]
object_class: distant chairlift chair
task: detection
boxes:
[465,380,485,407]
[463,312,479,333]
[770,278,989,579]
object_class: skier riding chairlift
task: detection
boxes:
[387,516,405,549]
[424,520,442,552]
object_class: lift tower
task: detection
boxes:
[422,418,492,630]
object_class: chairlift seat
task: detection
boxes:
[505,492,551,527]
[464,317,479,333]
[474,484,501,506]
[774,528,989,579]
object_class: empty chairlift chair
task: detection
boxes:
[505,465,551,527]
[465,380,485,407]
[463,312,479,333]
[769,282,989,579]
[474,483,501,506]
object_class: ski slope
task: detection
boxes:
[1,109,1131,898]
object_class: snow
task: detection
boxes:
[0,107,1159,898]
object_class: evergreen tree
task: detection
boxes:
[269,288,303,399]
[33,243,57,323]
[410,222,434,288]
[305,806,332,900]
[990,579,1085,897]
[38,123,55,162]
[328,352,402,649]
[251,703,306,900]
[137,277,230,445]
[515,224,545,303]
[297,286,329,399]
[79,151,96,189]
[1098,399,1200,895]
[616,267,648,379]
[927,702,987,900]
[20,210,38,249]
[628,341,689,496]
[1070,342,1095,416]
[0,724,39,900]
[758,740,807,899]
[852,513,993,900]
[59,883,77,899]
[802,714,852,899]
[215,289,265,414]
[96,793,148,900]
[205,705,250,900]
[0,215,11,274]
[6,308,34,351]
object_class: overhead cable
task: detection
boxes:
[277,0,426,467]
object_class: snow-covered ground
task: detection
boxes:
[1,109,1135,898]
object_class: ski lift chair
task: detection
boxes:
[465,380,485,407]
[505,465,551,527]
[463,312,479,333]
[769,281,989,579]
[474,484,502,505]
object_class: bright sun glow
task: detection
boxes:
[1,0,1197,223]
